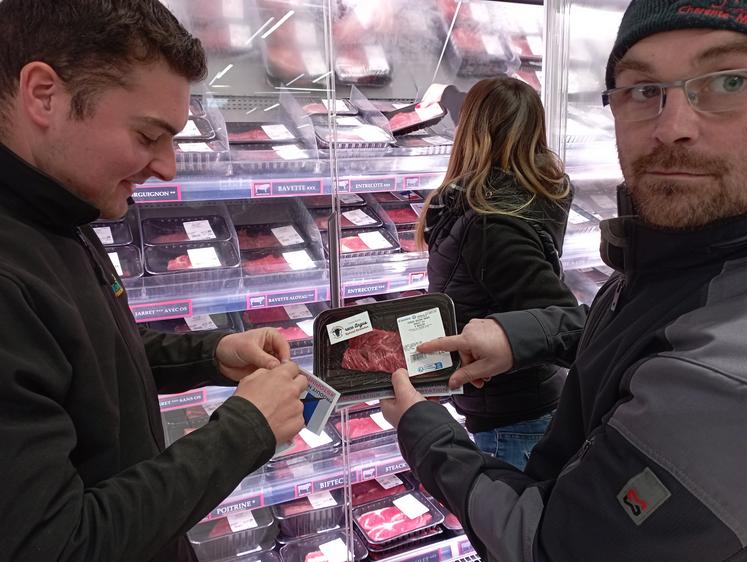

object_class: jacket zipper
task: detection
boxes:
[557,434,596,479]
[610,277,625,312]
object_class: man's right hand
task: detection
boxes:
[234,361,307,444]
[416,318,514,389]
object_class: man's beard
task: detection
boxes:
[622,145,747,229]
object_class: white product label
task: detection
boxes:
[284,304,312,320]
[323,99,351,113]
[364,44,388,72]
[393,494,429,520]
[273,144,306,160]
[94,226,114,245]
[229,24,251,47]
[184,315,218,331]
[302,51,327,76]
[591,194,616,208]
[178,142,213,152]
[422,135,453,145]
[358,231,392,250]
[175,120,201,139]
[297,319,315,337]
[357,125,390,142]
[568,209,589,224]
[469,2,490,20]
[223,0,244,19]
[261,124,294,141]
[326,310,373,345]
[376,474,403,490]
[482,35,505,57]
[337,116,364,127]
[272,225,304,247]
[414,103,444,121]
[342,209,377,226]
[186,247,221,268]
[107,252,123,276]
[203,401,222,416]
[370,411,394,431]
[308,491,337,509]
[299,428,333,448]
[283,249,315,271]
[339,193,362,205]
[183,220,216,241]
[397,308,453,376]
[319,538,349,562]
[227,509,258,532]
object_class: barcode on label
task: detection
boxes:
[409,352,428,362]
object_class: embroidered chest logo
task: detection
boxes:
[616,468,671,525]
[111,279,125,297]
[676,0,747,22]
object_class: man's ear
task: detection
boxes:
[18,62,67,130]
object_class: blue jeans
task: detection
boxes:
[473,412,554,470]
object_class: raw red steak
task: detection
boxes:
[340,235,373,253]
[243,253,290,274]
[228,127,270,143]
[303,102,328,114]
[237,229,279,251]
[167,254,192,271]
[152,231,190,243]
[341,329,406,372]
[279,496,317,517]
[334,416,390,440]
[207,517,232,538]
[304,551,328,562]
[277,325,311,342]
[243,307,291,325]
[352,479,406,507]
[385,207,418,225]
[388,111,426,132]
[356,505,432,542]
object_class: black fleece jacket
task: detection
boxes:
[0,143,276,562]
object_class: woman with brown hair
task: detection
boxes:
[416,76,585,469]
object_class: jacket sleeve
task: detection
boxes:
[138,325,236,394]
[462,216,587,369]
[0,275,276,562]
[398,401,555,562]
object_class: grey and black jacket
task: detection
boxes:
[398,212,747,561]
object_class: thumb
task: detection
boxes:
[391,368,416,398]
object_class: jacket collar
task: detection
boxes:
[601,213,747,277]
[0,142,100,228]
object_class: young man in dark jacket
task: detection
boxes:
[383,2,747,560]
[0,2,307,561]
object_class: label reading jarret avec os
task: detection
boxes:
[397,308,453,376]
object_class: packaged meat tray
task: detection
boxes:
[372,191,423,204]
[333,410,396,442]
[241,248,319,275]
[162,404,211,444]
[322,228,400,258]
[380,204,420,229]
[311,207,383,231]
[447,27,521,77]
[267,422,340,466]
[303,193,366,208]
[272,490,345,538]
[352,491,444,546]
[106,245,143,279]
[226,122,298,145]
[314,123,394,149]
[242,303,317,326]
[142,215,231,246]
[386,102,447,136]
[367,100,412,116]
[187,507,277,562]
[234,551,280,562]
[146,312,239,334]
[143,241,240,274]
[231,144,314,167]
[175,140,230,174]
[303,98,358,116]
[397,230,421,253]
[236,223,307,252]
[364,526,444,559]
[240,317,315,351]
[352,473,413,507]
[335,44,392,86]
[174,116,216,141]
[92,220,133,246]
[313,294,459,396]
[279,530,367,562]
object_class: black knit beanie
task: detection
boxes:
[606,1,747,89]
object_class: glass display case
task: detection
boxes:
[115,1,634,560]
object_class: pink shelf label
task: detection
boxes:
[130,300,192,322]
[132,184,182,203]
[403,173,443,191]
[253,178,323,197]
[343,281,390,298]
[208,493,264,520]
[246,288,318,310]
[349,176,396,192]
[158,389,206,411]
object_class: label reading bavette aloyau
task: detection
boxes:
[397,308,453,377]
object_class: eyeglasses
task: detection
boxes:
[601,68,747,122]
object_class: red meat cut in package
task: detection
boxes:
[167,254,192,271]
[153,232,191,244]
[279,495,325,517]
[237,229,279,250]
[243,307,292,325]
[228,128,271,143]
[385,207,418,225]
[304,551,328,562]
[277,325,311,342]
[335,416,391,440]
[352,479,407,507]
[340,235,370,253]
[243,253,290,274]
[206,517,232,538]
[341,329,406,372]
[357,506,432,542]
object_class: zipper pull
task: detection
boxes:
[579,437,594,460]
[610,278,625,312]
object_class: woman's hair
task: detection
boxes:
[416,76,568,247]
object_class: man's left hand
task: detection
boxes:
[380,369,426,428]
[216,328,291,382]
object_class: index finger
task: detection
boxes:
[417,335,465,354]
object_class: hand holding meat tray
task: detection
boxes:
[313,294,460,403]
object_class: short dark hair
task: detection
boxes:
[0,0,207,127]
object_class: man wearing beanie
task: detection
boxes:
[382,1,747,561]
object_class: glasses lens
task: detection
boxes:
[607,85,662,121]
[689,70,747,113]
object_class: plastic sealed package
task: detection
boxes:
[446,27,521,77]
[142,214,231,246]
[372,191,423,204]
[236,223,308,252]
[143,241,240,274]
[279,529,367,562]
[175,139,230,174]
[242,303,320,326]
[380,203,421,229]
[106,245,143,279]
[364,526,444,560]
[332,409,396,442]
[226,122,298,145]
[272,489,345,539]
[351,473,414,507]
[234,551,280,562]
[162,404,211,444]
[174,117,216,141]
[146,312,240,334]
[323,228,400,258]
[313,294,460,396]
[335,44,392,86]
[303,193,366,209]
[386,102,447,136]
[353,491,444,546]
[302,98,358,116]
[311,207,383,231]
[397,230,421,253]
[313,115,394,149]
[187,507,277,562]
[92,220,133,246]
[267,422,341,467]
[242,248,320,275]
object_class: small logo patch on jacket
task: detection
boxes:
[617,468,671,525]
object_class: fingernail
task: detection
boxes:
[415,103,421,108]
